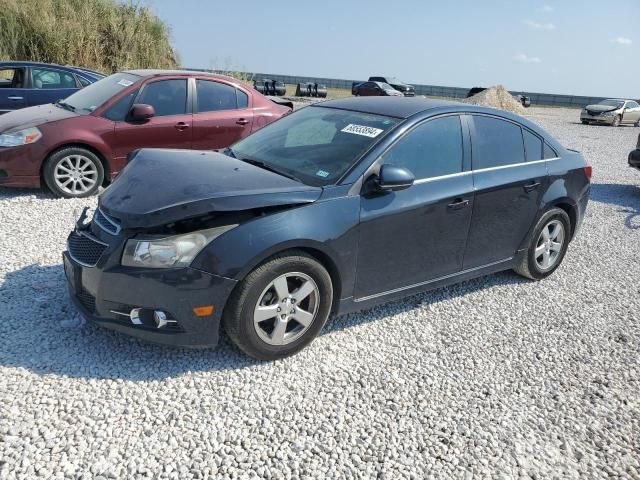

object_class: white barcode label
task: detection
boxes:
[341,124,384,138]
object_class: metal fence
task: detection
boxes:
[187,68,611,108]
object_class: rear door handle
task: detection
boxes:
[236,118,249,125]
[524,182,541,192]
[447,198,470,210]
[8,96,23,100]
[174,122,189,131]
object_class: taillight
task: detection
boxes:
[584,163,592,181]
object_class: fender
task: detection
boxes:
[191,196,361,299]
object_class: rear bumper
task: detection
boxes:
[573,184,591,238]
[64,251,238,347]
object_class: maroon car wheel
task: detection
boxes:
[43,147,104,198]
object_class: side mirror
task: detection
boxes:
[130,103,155,121]
[375,164,415,191]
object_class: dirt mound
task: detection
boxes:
[461,85,526,115]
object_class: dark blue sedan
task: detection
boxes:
[0,61,104,113]
[64,97,591,360]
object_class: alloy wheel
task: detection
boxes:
[53,154,98,196]
[534,219,565,271]
[253,272,320,346]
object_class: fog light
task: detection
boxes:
[154,310,177,329]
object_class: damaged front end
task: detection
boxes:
[63,147,322,347]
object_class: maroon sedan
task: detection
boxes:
[0,70,292,197]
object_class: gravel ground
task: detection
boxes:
[1,107,639,479]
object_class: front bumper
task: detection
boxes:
[0,143,46,188]
[580,112,615,124]
[63,244,237,348]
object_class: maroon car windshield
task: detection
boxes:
[230,106,399,186]
[61,73,140,114]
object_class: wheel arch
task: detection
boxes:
[40,143,111,187]
[232,242,344,316]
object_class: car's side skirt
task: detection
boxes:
[336,258,514,315]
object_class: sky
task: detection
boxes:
[145,0,639,98]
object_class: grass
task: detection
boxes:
[0,0,176,73]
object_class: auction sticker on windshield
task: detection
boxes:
[341,124,384,138]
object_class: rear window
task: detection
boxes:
[230,106,399,186]
[472,116,525,169]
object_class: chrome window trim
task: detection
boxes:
[413,170,472,185]
[94,208,121,235]
[354,257,513,303]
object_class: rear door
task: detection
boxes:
[191,78,254,150]
[26,66,79,106]
[463,115,548,269]
[0,67,27,112]
[112,78,192,161]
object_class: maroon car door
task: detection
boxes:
[191,78,254,150]
[112,78,192,162]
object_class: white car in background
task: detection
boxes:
[581,99,640,127]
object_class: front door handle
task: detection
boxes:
[174,122,189,131]
[447,198,470,210]
[7,96,23,100]
[236,118,249,125]
[524,181,541,192]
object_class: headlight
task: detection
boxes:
[122,225,237,268]
[601,111,615,117]
[0,127,42,147]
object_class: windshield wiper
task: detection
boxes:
[55,100,76,112]
[239,157,303,183]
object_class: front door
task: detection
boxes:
[355,115,474,299]
[191,79,254,150]
[0,67,27,112]
[623,101,640,124]
[463,115,548,269]
[112,78,192,161]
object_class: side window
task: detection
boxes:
[543,143,557,159]
[77,76,91,88]
[237,89,249,109]
[31,68,77,89]
[0,68,24,88]
[196,80,237,112]
[523,129,543,161]
[103,89,138,121]
[627,101,639,109]
[381,116,463,180]
[472,116,525,169]
[137,79,187,116]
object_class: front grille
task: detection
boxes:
[67,231,107,267]
[77,288,96,313]
[587,110,600,116]
[94,208,121,235]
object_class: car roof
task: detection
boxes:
[0,61,102,78]
[315,97,468,119]
[123,69,235,80]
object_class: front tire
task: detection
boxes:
[223,250,333,360]
[513,208,571,280]
[43,147,104,198]
[581,120,589,125]
[612,115,621,127]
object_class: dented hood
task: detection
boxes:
[99,149,322,229]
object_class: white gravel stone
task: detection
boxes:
[0,107,639,479]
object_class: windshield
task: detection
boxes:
[230,106,400,186]
[597,99,624,108]
[61,73,140,114]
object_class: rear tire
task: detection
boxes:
[513,208,571,280]
[223,250,333,360]
[635,118,640,127]
[43,147,104,198]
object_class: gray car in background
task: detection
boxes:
[580,99,640,127]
